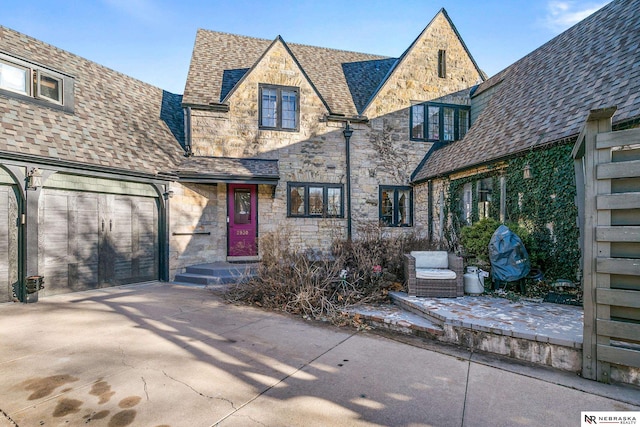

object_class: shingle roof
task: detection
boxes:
[0,26,185,176]
[412,0,640,182]
[182,29,394,116]
[173,157,279,183]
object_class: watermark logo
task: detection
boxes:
[582,412,639,426]
[584,414,597,424]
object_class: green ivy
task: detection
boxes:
[442,143,580,281]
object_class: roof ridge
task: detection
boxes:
[196,27,392,59]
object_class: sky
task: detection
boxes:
[2,0,611,94]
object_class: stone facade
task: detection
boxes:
[168,182,225,278]
[363,13,483,119]
[181,12,484,266]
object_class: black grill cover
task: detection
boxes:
[489,225,531,282]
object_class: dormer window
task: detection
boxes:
[410,102,469,143]
[259,84,299,131]
[37,71,63,104]
[0,52,74,112]
[0,61,29,95]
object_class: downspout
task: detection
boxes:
[343,122,353,241]
[427,180,433,243]
[184,107,193,157]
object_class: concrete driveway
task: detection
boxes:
[0,282,638,427]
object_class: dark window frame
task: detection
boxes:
[438,49,446,78]
[259,84,300,132]
[379,185,413,227]
[0,52,75,113]
[410,102,470,143]
[287,182,343,218]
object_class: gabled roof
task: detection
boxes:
[0,26,185,177]
[220,36,332,114]
[412,0,640,183]
[361,8,485,115]
[183,29,394,116]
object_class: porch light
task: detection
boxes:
[27,167,43,190]
[523,163,533,179]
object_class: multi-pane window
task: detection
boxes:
[261,88,277,127]
[459,178,496,225]
[410,102,470,143]
[410,105,424,139]
[460,182,473,226]
[0,53,72,111]
[427,106,440,140]
[443,107,455,141]
[459,109,470,139]
[259,84,299,131]
[287,183,343,217]
[478,178,493,220]
[380,186,412,227]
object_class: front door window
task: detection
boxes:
[234,189,251,224]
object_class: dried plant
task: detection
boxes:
[225,224,433,323]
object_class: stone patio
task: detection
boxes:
[346,292,584,371]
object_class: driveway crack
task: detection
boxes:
[210,330,360,426]
[0,408,18,426]
[141,376,149,400]
[162,370,236,409]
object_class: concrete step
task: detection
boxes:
[345,304,444,338]
[185,263,257,277]
[174,263,258,287]
[389,292,446,326]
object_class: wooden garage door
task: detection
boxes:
[41,190,159,295]
[0,185,18,303]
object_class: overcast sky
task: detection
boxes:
[2,0,610,94]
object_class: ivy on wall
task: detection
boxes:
[442,143,580,281]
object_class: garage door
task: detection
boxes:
[0,185,18,303]
[40,189,159,295]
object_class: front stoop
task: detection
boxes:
[173,262,258,289]
[347,291,583,373]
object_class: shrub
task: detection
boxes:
[225,225,432,321]
[460,218,500,265]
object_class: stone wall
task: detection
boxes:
[168,182,225,277]
[183,15,483,261]
[364,12,483,119]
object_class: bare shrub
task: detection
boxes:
[225,224,434,322]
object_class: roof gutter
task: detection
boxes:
[0,150,171,183]
[411,134,580,185]
[181,102,230,112]
[325,114,369,124]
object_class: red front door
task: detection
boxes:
[227,184,258,257]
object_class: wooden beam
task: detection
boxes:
[597,192,640,210]
[597,319,640,342]
[597,344,640,369]
[597,288,640,308]
[596,127,640,149]
[596,226,640,242]
[597,159,640,180]
[596,257,640,276]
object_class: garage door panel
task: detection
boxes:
[135,198,158,280]
[42,190,99,295]
[41,188,158,294]
[0,186,18,303]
